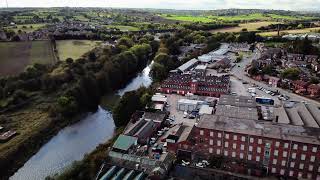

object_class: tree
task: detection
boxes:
[151,62,167,82]
[281,68,300,80]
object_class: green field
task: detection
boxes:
[104,25,140,31]
[0,41,55,76]
[4,23,47,33]
[258,27,320,36]
[56,40,101,60]
[211,21,278,33]
[160,14,214,23]
[161,13,316,23]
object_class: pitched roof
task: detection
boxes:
[113,135,137,151]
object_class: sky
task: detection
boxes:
[1,0,320,11]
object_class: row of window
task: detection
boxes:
[200,130,318,153]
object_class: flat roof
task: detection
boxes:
[199,105,213,115]
[215,105,258,120]
[177,58,198,72]
[113,135,137,151]
[151,95,167,102]
[218,95,256,108]
[195,65,207,70]
[178,99,203,105]
[197,115,320,145]
[144,112,167,123]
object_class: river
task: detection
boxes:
[10,62,153,180]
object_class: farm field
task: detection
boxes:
[104,25,140,31]
[160,13,317,23]
[258,27,320,36]
[56,40,101,60]
[210,21,278,33]
[0,41,55,76]
[4,23,47,33]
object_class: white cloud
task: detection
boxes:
[1,0,320,10]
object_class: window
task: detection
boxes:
[299,163,304,170]
[225,142,229,148]
[240,144,245,150]
[309,165,314,171]
[232,152,236,157]
[233,135,237,140]
[292,152,296,159]
[281,160,286,166]
[240,153,244,159]
[307,173,312,179]
[249,146,253,151]
[200,130,204,135]
[289,171,294,176]
[256,156,260,162]
[312,147,317,153]
[209,139,213,145]
[218,133,222,138]
[258,139,262,144]
[257,147,261,153]
[280,169,285,175]
[284,143,289,148]
[217,140,221,146]
[271,168,276,173]
[209,148,213,153]
[233,143,237,149]
[272,159,277,165]
[318,166,320,173]
[241,136,246,142]
[283,151,288,158]
[310,155,316,162]
[224,150,228,156]
[293,144,298,150]
[210,131,214,137]
[298,172,302,178]
[217,149,221,155]
[303,145,307,151]
[248,154,252,160]
[274,150,279,156]
[301,154,306,161]
[225,134,229,139]
[275,141,280,147]
[250,137,254,143]
[290,162,295,168]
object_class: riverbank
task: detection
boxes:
[0,105,89,180]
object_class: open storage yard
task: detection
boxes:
[0,41,55,76]
[56,40,101,60]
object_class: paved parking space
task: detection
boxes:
[166,94,197,127]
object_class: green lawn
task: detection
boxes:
[0,41,55,76]
[56,40,101,61]
[104,25,140,31]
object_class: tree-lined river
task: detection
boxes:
[10,62,153,180]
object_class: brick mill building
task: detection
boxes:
[159,73,230,97]
[167,95,320,179]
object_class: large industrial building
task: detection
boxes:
[160,73,230,97]
[167,95,320,179]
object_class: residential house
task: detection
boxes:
[311,60,320,72]
[293,80,310,94]
[305,55,318,63]
[307,84,320,97]
[287,53,304,61]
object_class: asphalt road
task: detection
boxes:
[230,50,320,107]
